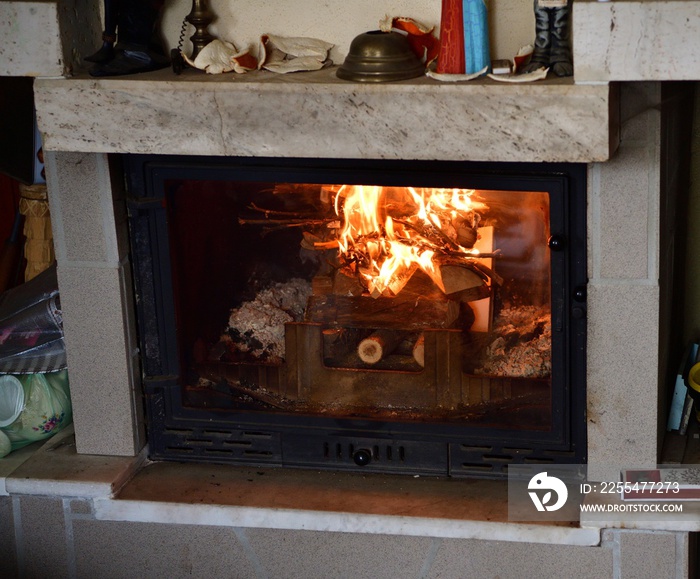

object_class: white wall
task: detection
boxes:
[159,0,534,63]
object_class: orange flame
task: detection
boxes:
[334,186,485,296]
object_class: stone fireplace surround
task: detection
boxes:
[1,1,700,577]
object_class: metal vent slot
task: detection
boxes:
[460,445,493,452]
[244,450,275,457]
[222,440,253,447]
[185,438,213,445]
[460,463,494,471]
[204,448,234,455]
[166,446,194,454]
[482,454,513,462]
[244,431,274,438]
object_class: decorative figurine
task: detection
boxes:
[86,0,169,77]
[520,0,573,77]
[436,0,491,76]
[84,0,119,64]
[463,0,490,75]
[436,0,466,74]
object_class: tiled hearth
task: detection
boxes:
[1,1,699,577]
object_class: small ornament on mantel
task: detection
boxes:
[463,0,491,74]
[379,16,439,65]
[435,0,491,78]
[182,39,257,74]
[520,0,574,77]
[436,0,466,74]
[86,0,170,77]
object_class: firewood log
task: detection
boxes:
[306,294,460,330]
[412,333,425,368]
[357,329,404,364]
[312,275,333,295]
[322,327,368,361]
[333,269,365,296]
[437,264,485,295]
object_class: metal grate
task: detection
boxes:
[449,443,578,478]
[151,426,283,464]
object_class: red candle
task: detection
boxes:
[436,0,466,74]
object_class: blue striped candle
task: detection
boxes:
[463,0,491,74]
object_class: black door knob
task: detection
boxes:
[353,449,372,466]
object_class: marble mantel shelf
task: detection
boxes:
[34,67,618,164]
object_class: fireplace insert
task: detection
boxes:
[125,155,586,478]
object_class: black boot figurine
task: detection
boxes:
[521,0,573,77]
[84,0,119,63]
[549,0,573,77]
[89,0,169,77]
[521,0,551,73]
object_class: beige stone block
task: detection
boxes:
[245,528,433,579]
[56,264,142,456]
[428,537,613,578]
[45,151,123,266]
[0,497,18,577]
[0,2,64,77]
[72,520,256,579]
[574,1,700,82]
[19,496,70,578]
[618,530,687,579]
[0,0,101,77]
[586,283,660,477]
[591,139,660,281]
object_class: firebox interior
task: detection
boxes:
[126,156,586,477]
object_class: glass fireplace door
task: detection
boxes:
[126,156,586,477]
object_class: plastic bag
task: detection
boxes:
[0,264,66,374]
[0,369,71,457]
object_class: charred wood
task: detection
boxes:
[306,294,460,330]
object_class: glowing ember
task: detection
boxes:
[333,185,488,296]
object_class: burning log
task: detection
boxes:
[453,284,491,303]
[306,294,460,330]
[435,264,485,295]
[332,269,365,296]
[357,329,405,365]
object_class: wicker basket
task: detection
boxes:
[18,184,54,281]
